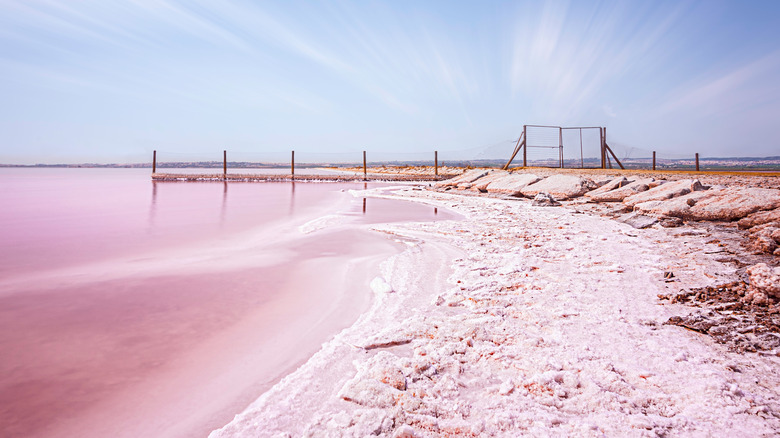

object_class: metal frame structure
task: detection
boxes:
[502,124,624,170]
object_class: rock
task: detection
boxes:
[393,425,424,438]
[338,352,407,408]
[685,187,780,221]
[584,177,630,198]
[485,173,541,196]
[748,233,778,255]
[746,223,780,254]
[623,179,705,207]
[532,193,561,207]
[519,174,597,199]
[738,208,780,229]
[471,170,510,192]
[659,217,683,228]
[616,212,658,229]
[586,178,656,202]
[746,263,780,299]
[632,190,715,218]
[592,176,621,188]
[434,168,489,188]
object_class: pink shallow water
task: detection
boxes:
[0,168,457,438]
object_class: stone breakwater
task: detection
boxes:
[212,186,780,437]
[436,168,780,257]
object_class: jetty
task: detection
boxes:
[150,172,448,182]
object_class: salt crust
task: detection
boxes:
[211,187,780,438]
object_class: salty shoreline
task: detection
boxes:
[213,179,780,437]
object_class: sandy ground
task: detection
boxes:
[211,183,780,437]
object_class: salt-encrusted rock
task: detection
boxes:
[748,232,779,255]
[471,170,510,192]
[685,187,780,221]
[746,263,780,299]
[519,174,597,200]
[746,223,780,254]
[584,177,630,198]
[632,187,722,218]
[623,179,705,207]
[434,168,489,188]
[587,178,656,202]
[338,352,407,408]
[738,208,780,229]
[370,277,394,294]
[532,193,561,207]
[592,176,619,188]
[616,212,658,229]
[392,425,425,438]
[485,173,541,196]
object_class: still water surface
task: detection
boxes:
[0,168,455,438]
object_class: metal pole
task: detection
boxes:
[153,150,156,173]
[523,125,527,167]
[579,129,584,168]
[559,127,564,168]
[435,150,438,176]
[363,150,367,181]
[695,153,700,171]
[223,150,227,179]
[291,150,295,178]
[652,151,656,171]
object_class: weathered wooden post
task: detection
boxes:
[652,151,656,170]
[291,150,295,179]
[152,150,156,174]
[435,150,438,176]
[695,153,700,171]
[223,150,227,179]
[522,125,527,167]
[363,150,367,181]
[602,127,608,169]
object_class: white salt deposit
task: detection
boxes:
[212,186,780,437]
[370,277,394,294]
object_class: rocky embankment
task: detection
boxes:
[435,168,780,354]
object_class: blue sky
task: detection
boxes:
[1,0,779,164]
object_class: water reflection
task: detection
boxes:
[220,181,228,227]
[289,182,296,215]
[148,181,158,230]
[362,198,366,214]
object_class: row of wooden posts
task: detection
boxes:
[151,148,703,175]
[152,150,441,179]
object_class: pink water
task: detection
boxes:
[0,168,456,438]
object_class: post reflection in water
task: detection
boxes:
[289,182,296,215]
[362,198,366,214]
[434,207,438,215]
[220,181,228,227]
[148,181,158,229]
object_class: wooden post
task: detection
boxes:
[601,127,607,169]
[223,150,227,179]
[652,151,656,171]
[435,150,438,176]
[152,150,156,173]
[363,151,367,181]
[695,153,700,171]
[291,150,295,178]
[522,125,528,168]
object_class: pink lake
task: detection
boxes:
[0,168,457,438]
